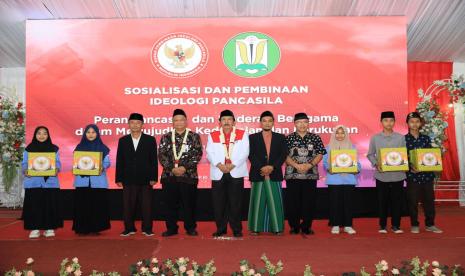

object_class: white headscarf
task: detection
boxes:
[328,125,352,150]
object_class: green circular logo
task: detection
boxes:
[223,32,281,78]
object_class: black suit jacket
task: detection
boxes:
[248,131,287,182]
[115,133,158,185]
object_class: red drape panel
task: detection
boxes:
[407,62,460,202]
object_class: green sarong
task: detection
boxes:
[248,179,284,233]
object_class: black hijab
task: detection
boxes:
[74,124,110,156]
[25,126,59,153]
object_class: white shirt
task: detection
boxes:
[131,134,141,151]
[206,129,249,181]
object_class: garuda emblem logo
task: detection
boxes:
[151,33,208,78]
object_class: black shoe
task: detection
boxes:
[289,228,300,234]
[142,231,154,237]
[301,229,315,235]
[212,231,226,237]
[120,230,136,237]
[162,230,178,237]
[186,230,198,236]
[233,232,243,237]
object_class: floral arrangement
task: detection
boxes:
[4,256,463,275]
[303,265,315,276]
[5,257,41,276]
[59,257,82,276]
[359,257,464,276]
[89,271,121,276]
[0,87,25,193]
[416,74,465,152]
[59,257,120,276]
[434,75,465,104]
[231,254,283,276]
[129,257,216,276]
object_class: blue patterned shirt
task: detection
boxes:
[405,133,436,183]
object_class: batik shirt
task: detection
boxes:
[285,132,327,180]
[158,130,203,184]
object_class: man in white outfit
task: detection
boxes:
[206,110,249,237]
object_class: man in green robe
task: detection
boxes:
[247,111,287,234]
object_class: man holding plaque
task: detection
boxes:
[405,112,442,234]
[116,113,158,237]
[206,110,249,238]
[158,109,203,237]
[367,111,406,234]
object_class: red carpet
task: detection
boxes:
[1,206,465,275]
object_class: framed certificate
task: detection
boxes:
[72,151,103,176]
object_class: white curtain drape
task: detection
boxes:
[452,62,465,206]
[0,67,25,208]
[2,0,465,67]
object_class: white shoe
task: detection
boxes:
[29,230,40,238]
[378,228,388,234]
[343,227,356,235]
[331,226,340,234]
[426,226,443,233]
[43,229,55,237]
[392,227,404,234]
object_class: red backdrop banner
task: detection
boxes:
[25,17,408,189]
[407,61,459,201]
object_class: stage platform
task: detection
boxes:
[0,206,464,275]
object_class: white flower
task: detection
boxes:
[72,257,79,264]
[380,260,388,271]
[66,266,73,273]
[187,270,195,276]
[14,272,22,276]
[178,257,186,263]
[432,268,442,276]
[152,267,159,273]
[240,265,247,272]
[255,274,261,276]
[140,267,148,273]
[73,269,82,276]
[137,261,143,266]
[248,269,255,275]
[179,266,186,273]
[391,268,400,275]
[432,261,440,267]
[151,258,158,263]
[26,258,34,265]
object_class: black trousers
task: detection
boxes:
[123,184,153,232]
[407,180,436,227]
[211,173,244,233]
[162,179,197,232]
[328,185,354,227]
[376,179,404,228]
[285,179,317,230]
